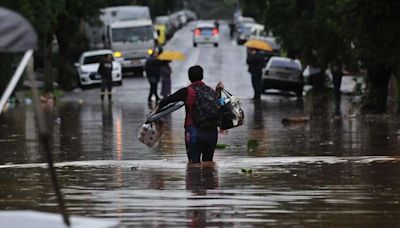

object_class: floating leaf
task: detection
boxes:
[241,168,253,174]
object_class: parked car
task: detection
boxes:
[193,22,219,47]
[237,22,255,45]
[75,50,122,87]
[262,56,303,97]
[183,10,197,21]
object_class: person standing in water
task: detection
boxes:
[98,54,113,102]
[160,61,172,98]
[158,65,224,163]
[246,48,265,100]
[145,49,162,102]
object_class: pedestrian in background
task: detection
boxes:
[145,48,162,102]
[158,65,224,163]
[160,61,172,98]
[214,19,220,31]
[98,54,113,102]
[246,48,265,100]
[40,90,55,109]
[229,21,235,39]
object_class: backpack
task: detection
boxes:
[191,85,221,129]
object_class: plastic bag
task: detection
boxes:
[138,120,163,147]
[219,89,244,130]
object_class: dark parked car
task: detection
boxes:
[262,57,304,97]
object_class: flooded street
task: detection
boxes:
[1,22,400,227]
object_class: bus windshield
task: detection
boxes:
[112,26,153,43]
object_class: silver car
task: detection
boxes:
[193,22,219,47]
[262,57,304,97]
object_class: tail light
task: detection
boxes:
[212,28,219,36]
[194,28,201,36]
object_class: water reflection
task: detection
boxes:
[247,100,268,155]
[186,163,220,227]
[58,103,83,161]
[186,163,218,195]
[102,104,114,156]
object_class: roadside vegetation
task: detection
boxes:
[249,0,400,114]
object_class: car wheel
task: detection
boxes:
[193,43,197,47]
[214,43,218,47]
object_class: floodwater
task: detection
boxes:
[1,22,400,227]
[1,94,400,227]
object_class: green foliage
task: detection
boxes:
[0,53,21,95]
[239,0,266,22]
[264,0,351,68]
[108,0,181,16]
[263,0,400,113]
[340,0,400,68]
[241,168,253,175]
[186,0,236,19]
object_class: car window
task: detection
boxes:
[242,26,252,34]
[268,59,301,70]
[198,27,213,35]
[112,26,154,42]
[83,54,113,64]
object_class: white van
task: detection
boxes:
[110,19,156,75]
[84,6,156,76]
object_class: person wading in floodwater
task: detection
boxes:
[145,48,162,103]
[246,48,265,100]
[98,54,113,102]
[157,65,224,163]
[160,60,172,98]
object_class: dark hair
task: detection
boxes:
[188,65,203,82]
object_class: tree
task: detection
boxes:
[263,0,352,116]
[263,0,400,114]
[339,0,400,113]
[0,0,65,92]
[240,0,266,22]
[54,0,106,90]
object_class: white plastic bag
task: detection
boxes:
[219,89,244,130]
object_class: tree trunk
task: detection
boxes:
[43,34,54,92]
[331,64,343,116]
[310,68,326,93]
[360,64,392,114]
[55,14,88,91]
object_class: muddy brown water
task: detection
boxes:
[1,95,400,227]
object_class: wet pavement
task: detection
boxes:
[1,22,400,227]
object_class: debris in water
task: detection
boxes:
[216,144,228,149]
[131,167,138,171]
[247,140,258,152]
[282,116,310,125]
[241,168,253,174]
